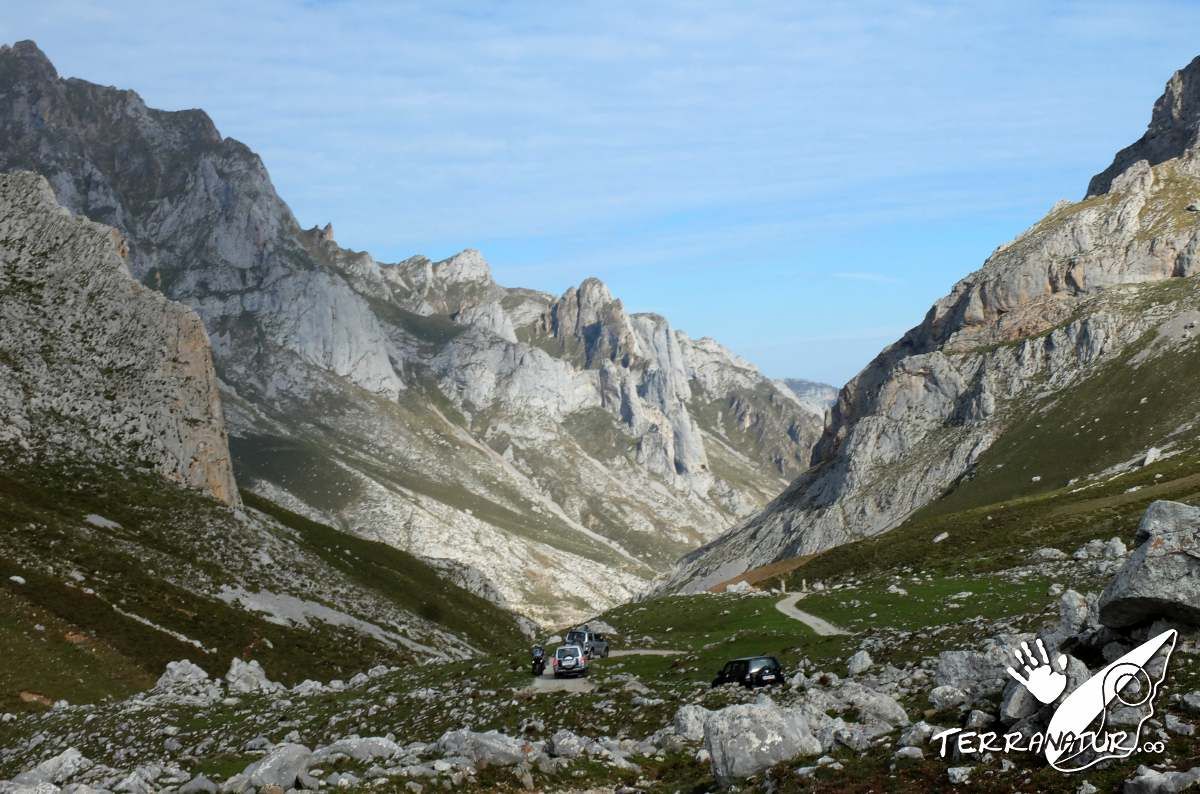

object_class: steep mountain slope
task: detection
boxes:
[0,169,526,709]
[670,53,1200,591]
[0,40,823,624]
[0,170,237,505]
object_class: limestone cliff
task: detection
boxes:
[0,171,238,505]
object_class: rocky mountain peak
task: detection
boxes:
[1088,54,1200,196]
[0,40,57,80]
[544,277,640,368]
[434,248,493,285]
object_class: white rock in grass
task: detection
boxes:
[12,747,91,785]
[703,698,821,785]
[225,658,283,694]
[948,766,974,784]
[847,650,873,676]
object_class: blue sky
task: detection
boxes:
[5,2,1200,385]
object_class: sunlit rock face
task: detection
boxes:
[0,170,238,506]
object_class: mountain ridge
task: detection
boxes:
[0,39,826,624]
[668,51,1200,592]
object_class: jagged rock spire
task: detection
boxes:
[1088,54,1200,196]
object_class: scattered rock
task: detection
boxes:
[948,766,974,784]
[12,747,91,786]
[1166,714,1195,736]
[239,743,312,791]
[84,514,122,530]
[547,729,599,759]
[437,729,533,768]
[935,641,1018,697]
[224,658,283,695]
[847,650,873,676]
[899,722,940,748]
[929,685,967,710]
[1122,764,1200,793]
[312,736,401,763]
[179,774,218,794]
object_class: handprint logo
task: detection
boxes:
[1006,638,1068,704]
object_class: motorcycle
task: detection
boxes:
[530,645,546,676]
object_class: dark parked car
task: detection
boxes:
[712,656,784,688]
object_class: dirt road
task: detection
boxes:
[519,648,682,693]
[775,593,849,636]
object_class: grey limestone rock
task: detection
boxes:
[1100,501,1200,628]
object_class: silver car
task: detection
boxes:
[552,644,590,678]
[565,628,610,658]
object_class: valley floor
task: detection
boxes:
[3,446,1200,791]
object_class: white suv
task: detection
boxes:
[552,645,589,678]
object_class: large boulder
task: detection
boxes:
[154,660,221,703]
[224,658,283,695]
[1099,501,1200,628]
[702,697,822,786]
[236,744,311,791]
[311,736,401,763]
[672,704,711,742]
[835,682,909,732]
[846,650,873,676]
[156,660,210,690]
[547,729,601,759]
[436,729,534,768]
[12,748,91,786]
[934,637,1027,698]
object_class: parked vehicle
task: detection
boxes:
[552,645,589,678]
[531,645,546,676]
[711,656,784,688]
[565,626,609,658]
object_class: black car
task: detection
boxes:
[711,656,784,688]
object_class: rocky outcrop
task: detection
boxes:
[668,53,1200,592]
[1089,54,1200,196]
[0,170,238,505]
[1099,500,1200,628]
[0,40,823,623]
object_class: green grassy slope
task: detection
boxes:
[241,491,523,648]
[0,457,524,712]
